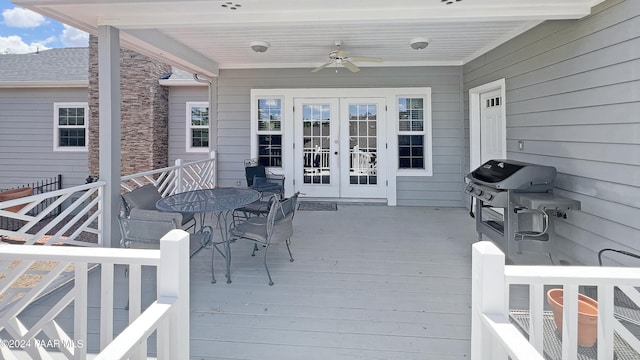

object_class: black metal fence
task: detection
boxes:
[0,175,63,231]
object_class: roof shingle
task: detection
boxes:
[0,48,88,83]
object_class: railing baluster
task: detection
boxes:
[598,285,615,359]
[129,264,142,323]
[529,283,544,353]
[562,284,579,359]
[100,263,115,350]
[74,262,88,360]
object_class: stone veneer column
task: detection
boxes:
[88,35,171,178]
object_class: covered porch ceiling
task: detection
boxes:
[15,0,605,77]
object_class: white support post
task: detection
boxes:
[175,158,184,194]
[208,79,218,152]
[472,242,508,360]
[98,25,121,248]
[157,230,190,360]
[210,151,217,188]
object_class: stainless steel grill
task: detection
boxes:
[465,159,581,262]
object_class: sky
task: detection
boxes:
[0,0,88,54]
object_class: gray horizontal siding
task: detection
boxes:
[462,0,640,266]
[168,67,465,206]
[167,87,210,164]
[0,88,88,189]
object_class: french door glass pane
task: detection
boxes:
[348,104,377,185]
[302,104,331,184]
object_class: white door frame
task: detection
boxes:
[469,78,506,171]
[251,87,432,206]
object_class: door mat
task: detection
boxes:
[297,202,337,211]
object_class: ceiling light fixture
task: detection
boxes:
[250,40,270,53]
[409,37,430,50]
[221,2,242,10]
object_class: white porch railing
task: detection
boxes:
[0,153,216,358]
[472,241,640,360]
[0,151,217,248]
[0,181,105,246]
[121,151,217,196]
[0,229,190,359]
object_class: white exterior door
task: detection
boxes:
[294,97,386,198]
[479,89,505,163]
[339,98,386,198]
[294,98,340,197]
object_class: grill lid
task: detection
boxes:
[467,159,556,192]
[471,160,524,184]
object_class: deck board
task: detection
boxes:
[16,205,477,359]
[189,205,476,359]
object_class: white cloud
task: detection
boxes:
[60,24,88,47]
[0,35,50,54]
[2,7,46,28]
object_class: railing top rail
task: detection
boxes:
[0,181,106,207]
[121,156,215,182]
[0,245,160,266]
[505,265,640,285]
[96,299,175,360]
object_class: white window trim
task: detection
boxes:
[53,102,89,152]
[186,101,210,153]
[250,88,432,206]
[392,89,433,177]
[251,95,285,169]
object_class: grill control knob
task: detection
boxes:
[465,185,473,193]
[484,194,493,201]
[474,189,483,196]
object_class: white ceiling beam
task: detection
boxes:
[122,29,219,77]
[96,5,595,30]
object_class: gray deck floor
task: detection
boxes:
[17,204,478,359]
[189,205,476,359]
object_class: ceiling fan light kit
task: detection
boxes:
[410,37,430,50]
[312,40,383,73]
[250,41,270,53]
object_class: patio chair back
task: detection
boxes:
[119,208,182,249]
[119,208,209,257]
[121,184,162,216]
[121,184,195,231]
[245,164,267,188]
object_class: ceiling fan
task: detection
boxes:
[312,40,382,73]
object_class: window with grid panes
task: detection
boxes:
[186,102,209,152]
[256,98,283,167]
[54,103,88,151]
[397,97,425,169]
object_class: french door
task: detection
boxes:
[294,97,386,198]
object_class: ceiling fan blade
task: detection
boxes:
[342,60,360,73]
[311,62,332,72]
[349,56,383,63]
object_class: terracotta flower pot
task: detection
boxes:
[547,288,598,347]
[0,187,33,213]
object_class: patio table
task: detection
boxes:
[156,188,260,283]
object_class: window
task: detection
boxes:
[186,102,209,152]
[397,96,430,174]
[256,98,283,167]
[54,103,88,152]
